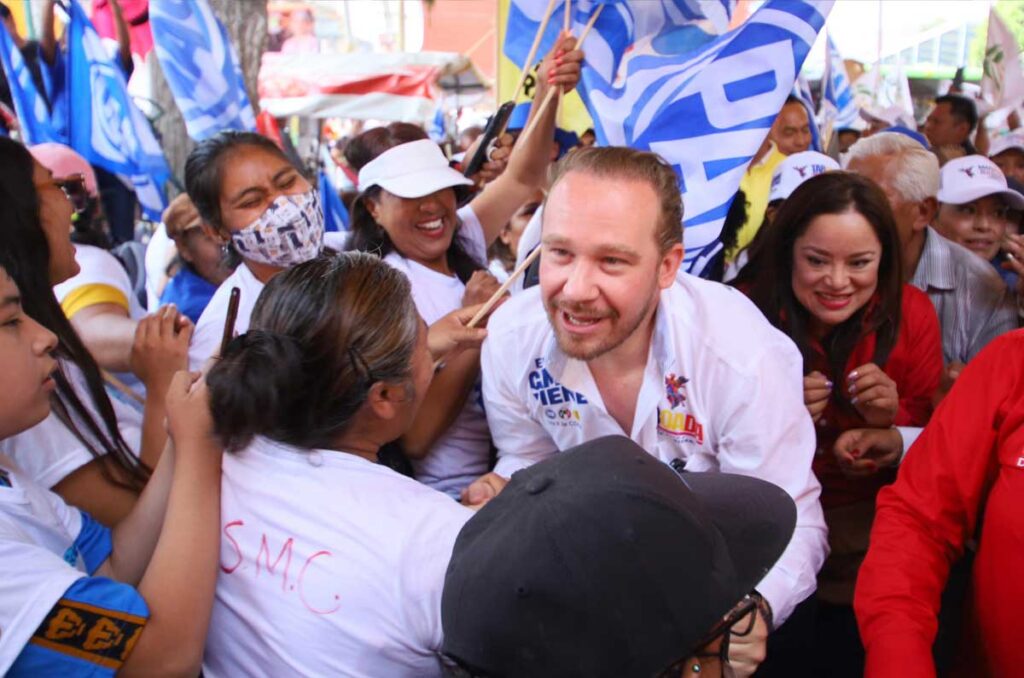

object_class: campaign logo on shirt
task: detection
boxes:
[658,372,704,443]
[529,358,588,427]
[665,373,689,409]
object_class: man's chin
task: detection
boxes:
[554,330,613,362]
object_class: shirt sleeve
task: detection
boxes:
[712,335,828,627]
[482,327,559,478]
[966,275,1018,363]
[892,287,943,427]
[59,284,130,319]
[8,577,149,678]
[854,333,1017,677]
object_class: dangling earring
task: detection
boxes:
[691,662,701,673]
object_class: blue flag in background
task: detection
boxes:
[66,0,171,220]
[150,0,256,141]
[0,24,59,144]
[823,35,858,129]
[793,73,822,152]
[319,170,349,232]
[528,0,830,275]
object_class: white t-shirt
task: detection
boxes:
[53,244,145,321]
[202,437,471,678]
[0,458,94,671]
[0,362,142,489]
[480,274,828,626]
[144,223,177,311]
[187,233,348,371]
[383,205,492,497]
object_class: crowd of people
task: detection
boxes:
[2,23,1024,677]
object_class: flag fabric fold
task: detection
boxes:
[65,0,171,220]
[0,24,59,144]
[150,0,256,141]
[318,169,349,233]
[822,35,858,130]
[982,7,1024,113]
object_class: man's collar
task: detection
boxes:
[911,226,955,291]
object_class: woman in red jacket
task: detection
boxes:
[735,171,943,676]
[855,330,1024,677]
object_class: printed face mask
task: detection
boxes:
[231,189,324,267]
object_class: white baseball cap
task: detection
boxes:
[937,155,1024,209]
[859,105,916,131]
[989,132,1024,159]
[357,139,473,198]
[769,151,841,203]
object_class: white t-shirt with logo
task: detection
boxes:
[202,437,472,678]
[383,205,492,497]
[0,362,143,489]
[480,274,827,626]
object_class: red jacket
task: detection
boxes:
[811,285,942,509]
[855,330,1024,677]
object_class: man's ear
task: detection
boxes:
[658,243,684,289]
[916,197,938,232]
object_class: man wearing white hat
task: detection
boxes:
[989,132,1024,185]
[934,155,1024,290]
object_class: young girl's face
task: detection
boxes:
[0,270,59,439]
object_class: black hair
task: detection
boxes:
[344,123,483,284]
[935,94,978,132]
[733,172,903,405]
[207,252,420,452]
[0,138,147,489]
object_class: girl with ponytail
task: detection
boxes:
[202,252,488,676]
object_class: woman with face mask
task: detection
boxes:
[202,253,487,677]
[733,172,943,676]
[184,132,329,370]
[345,36,583,498]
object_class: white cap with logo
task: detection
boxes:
[769,151,841,203]
[937,155,1024,209]
[357,139,473,198]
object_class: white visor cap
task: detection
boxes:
[357,139,474,198]
[937,155,1024,210]
[769,151,841,203]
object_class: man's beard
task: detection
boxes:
[546,293,655,361]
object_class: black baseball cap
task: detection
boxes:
[441,435,796,678]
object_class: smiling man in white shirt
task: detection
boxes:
[464,146,827,675]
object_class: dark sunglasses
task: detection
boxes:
[54,174,91,215]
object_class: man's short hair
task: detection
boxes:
[935,94,979,132]
[784,94,803,107]
[845,132,940,203]
[547,146,683,254]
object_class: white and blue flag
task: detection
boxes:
[318,169,349,233]
[150,0,256,141]
[823,35,858,130]
[793,73,822,152]
[0,24,59,144]
[65,0,171,220]
[520,0,830,275]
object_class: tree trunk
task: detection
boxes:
[151,0,267,194]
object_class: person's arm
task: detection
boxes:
[108,0,133,76]
[854,335,1015,677]
[966,273,1018,362]
[468,34,582,245]
[96,372,222,676]
[69,303,137,374]
[892,288,943,426]
[39,0,58,64]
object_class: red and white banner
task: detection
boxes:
[259,51,487,121]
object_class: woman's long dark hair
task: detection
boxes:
[733,172,903,393]
[344,123,482,283]
[0,138,147,489]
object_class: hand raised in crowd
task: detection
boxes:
[1000,232,1024,297]
[537,31,585,94]
[427,305,490,362]
[462,270,505,309]
[460,472,508,509]
[833,427,903,479]
[932,360,965,409]
[129,304,193,395]
[847,363,898,428]
[164,370,217,451]
[803,370,831,423]
[465,132,514,189]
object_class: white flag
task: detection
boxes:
[982,8,1024,111]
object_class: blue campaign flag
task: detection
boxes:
[504,1,733,83]
[571,0,831,275]
[793,74,822,152]
[823,35,858,129]
[150,0,256,141]
[319,170,349,232]
[0,24,59,144]
[65,0,171,220]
